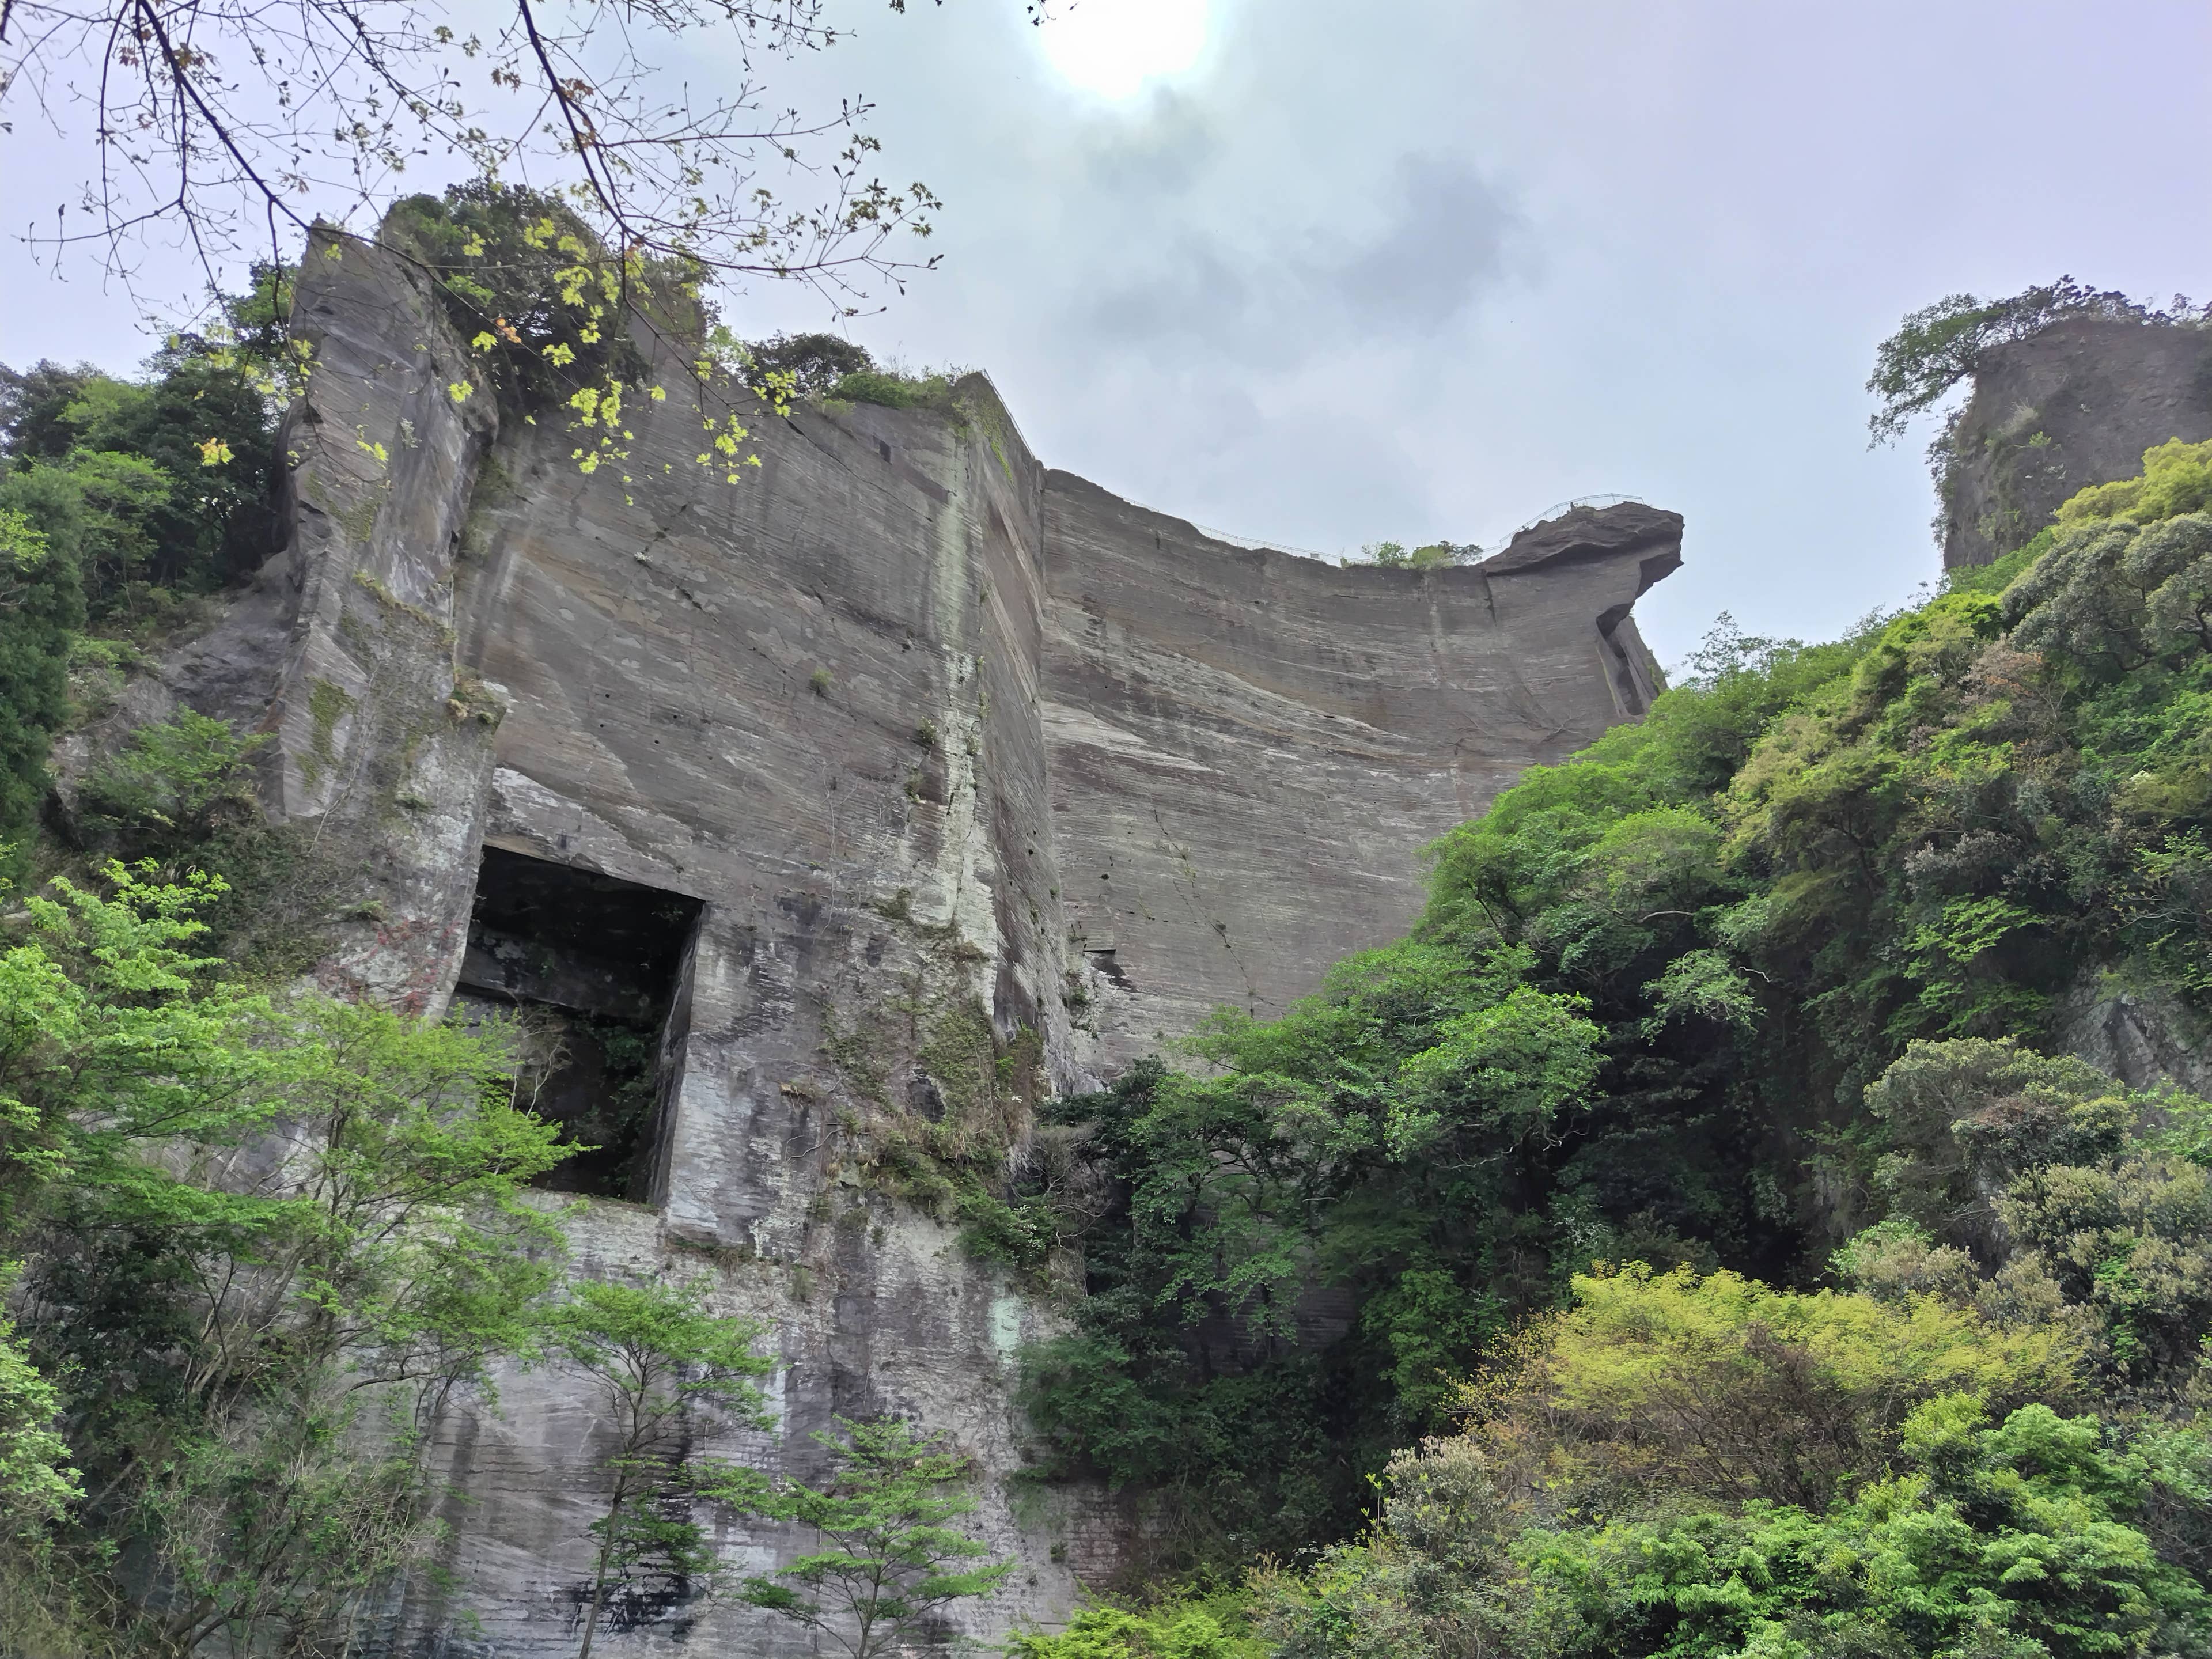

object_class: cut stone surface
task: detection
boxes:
[148,228,1681,1653]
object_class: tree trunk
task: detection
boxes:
[577,1521,618,1659]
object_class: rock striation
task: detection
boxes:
[145,229,1680,1653]
[1939,314,2212,569]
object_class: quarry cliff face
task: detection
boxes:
[172,232,1679,1653]
[1940,314,2212,569]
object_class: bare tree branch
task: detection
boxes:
[2,0,942,315]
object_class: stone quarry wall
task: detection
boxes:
[1940,315,2212,569]
[140,230,1679,1653]
[1044,476,1678,1075]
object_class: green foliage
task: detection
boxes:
[0,296,291,870]
[1021,949,1603,1565]
[0,863,569,1652]
[63,711,337,982]
[547,1274,773,1659]
[959,1187,1064,1270]
[78,709,268,859]
[743,1416,1013,1659]
[0,495,84,857]
[1357,541,1480,570]
[1010,1592,1265,1658]
[1495,1263,2073,1512]
[1486,1402,2212,1659]
[1256,1268,2211,1658]
[748,332,876,399]
[2055,438,2212,532]
[829,367,963,411]
[1,340,283,615]
[0,1286,78,1537]
[1846,1035,2212,1392]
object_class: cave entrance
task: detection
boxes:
[453,846,704,1200]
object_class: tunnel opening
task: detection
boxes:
[452,846,703,1200]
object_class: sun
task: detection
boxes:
[1035,0,1209,100]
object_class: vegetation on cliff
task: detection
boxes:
[1011,430,2212,1653]
[3,268,2211,1657]
[0,287,1014,1653]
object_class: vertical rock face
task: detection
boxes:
[1043,481,1679,1074]
[1939,316,2212,569]
[180,232,1680,1652]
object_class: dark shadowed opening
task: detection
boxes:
[452,846,703,1199]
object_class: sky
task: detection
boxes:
[5,0,2209,666]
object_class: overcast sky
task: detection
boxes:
[5,0,2208,665]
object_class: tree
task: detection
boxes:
[1477,1262,2075,1514]
[0,1290,78,1539]
[0,862,570,1653]
[0,499,84,857]
[2,325,286,620]
[1257,1294,2212,1659]
[0,0,957,312]
[744,1416,1012,1659]
[744,331,878,398]
[1010,1599,1264,1658]
[546,1274,774,1659]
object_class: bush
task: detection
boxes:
[745,332,875,399]
[828,368,962,411]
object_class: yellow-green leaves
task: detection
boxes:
[0,507,48,574]
[2055,437,2212,529]
[447,380,474,403]
[1524,1263,2074,1509]
[197,436,234,467]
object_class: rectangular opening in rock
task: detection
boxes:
[452,846,704,1199]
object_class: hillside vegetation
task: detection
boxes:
[1012,433,2212,1655]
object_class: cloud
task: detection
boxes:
[1078,91,1223,196]
[1327,155,1518,327]
[1082,154,1519,368]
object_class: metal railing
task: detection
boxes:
[1498,493,1646,544]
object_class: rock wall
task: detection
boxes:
[1940,315,2212,569]
[1044,479,1679,1073]
[2056,975,2212,1100]
[162,229,1680,1654]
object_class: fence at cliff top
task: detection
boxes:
[1180,493,1647,567]
[1498,494,1647,544]
[1191,521,1341,561]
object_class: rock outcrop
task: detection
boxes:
[160,229,1680,1653]
[1939,314,2212,569]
